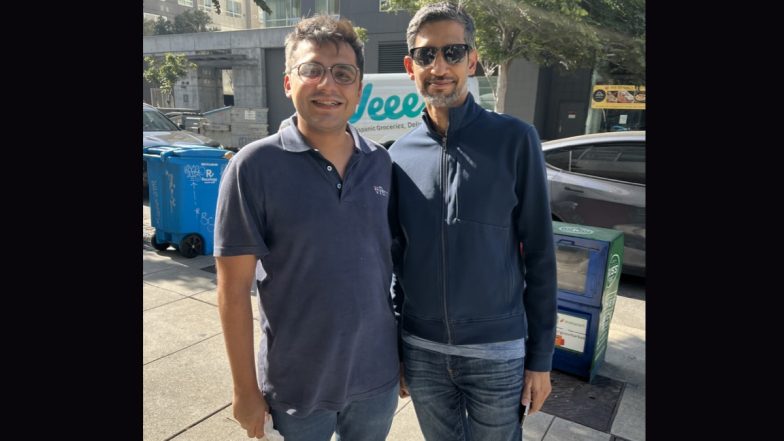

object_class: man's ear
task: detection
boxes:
[403,56,416,80]
[467,49,478,76]
[284,74,292,98]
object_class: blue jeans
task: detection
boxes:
[267,384,398,441]
[402,341,525,441]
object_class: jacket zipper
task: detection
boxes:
[441,134,452,344]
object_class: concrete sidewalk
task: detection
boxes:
[143,204,645,441]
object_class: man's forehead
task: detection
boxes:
[291,40,355,63]
[414,20,465,45]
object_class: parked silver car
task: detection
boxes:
[143,103,222,187]
[542,131,645,276]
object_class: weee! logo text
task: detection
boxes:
[349,83,425,124]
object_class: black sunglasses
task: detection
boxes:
[288,62,359,85]
[409,44,470,67]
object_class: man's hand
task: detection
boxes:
[520,370,552,414]
[399,363,410,398]
[233,390,269,438]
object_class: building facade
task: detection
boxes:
[143,0,604,142]
[143,0,261,32]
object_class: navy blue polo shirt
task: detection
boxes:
[214,115,399,417]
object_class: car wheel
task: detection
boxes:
[179,234,203,258]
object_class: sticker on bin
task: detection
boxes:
[183,164,219,184]
[555,312,587,353]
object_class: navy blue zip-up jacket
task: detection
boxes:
[389,93,557,372]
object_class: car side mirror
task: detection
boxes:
[178,123,186,130]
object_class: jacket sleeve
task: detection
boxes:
[514,125,558,372]
[389,165,406,357]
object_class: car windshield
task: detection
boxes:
[143,109,179,131]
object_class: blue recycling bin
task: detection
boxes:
[143,146,233,258]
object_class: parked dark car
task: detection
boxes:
[143,103,222,186]
[542,131,645,276]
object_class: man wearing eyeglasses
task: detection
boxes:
[388,2,558,440]
[214,15,399,441]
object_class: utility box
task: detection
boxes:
[551,221,624,382]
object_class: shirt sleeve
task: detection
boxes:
[213,153,270,258]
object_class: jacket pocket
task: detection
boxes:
[454,148,516,228]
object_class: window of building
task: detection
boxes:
[261,0,301,28]
[227,0,242,17]
[475,75,498,111]
[178,0,195,7]
[316,0,339,16]
[199,0,212,12]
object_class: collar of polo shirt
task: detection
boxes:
[279,114,374,154]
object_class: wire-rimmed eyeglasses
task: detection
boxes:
[287,62,360,85]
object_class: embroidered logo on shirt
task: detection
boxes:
[373,185,389,197]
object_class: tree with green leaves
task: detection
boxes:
[153,16,175,35]
[147,10,216,35]
[143,53,197,107]
[583,0,645,84]
[142,1,273,15]
[354,26,368,44]
[383,0,644,112]
[174,9,216,33]
[143,16,156,36]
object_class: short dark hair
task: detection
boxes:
[406,1,476,51]
[285,15,365,81]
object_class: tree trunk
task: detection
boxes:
[165,90,175,108]
[495,60,512,113]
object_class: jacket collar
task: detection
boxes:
[279,114,374,154]
[422,92,483,139]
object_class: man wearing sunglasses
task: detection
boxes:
[214,15,399,441]
[388,2,557,440]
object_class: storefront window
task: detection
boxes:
[585,84,646,134]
